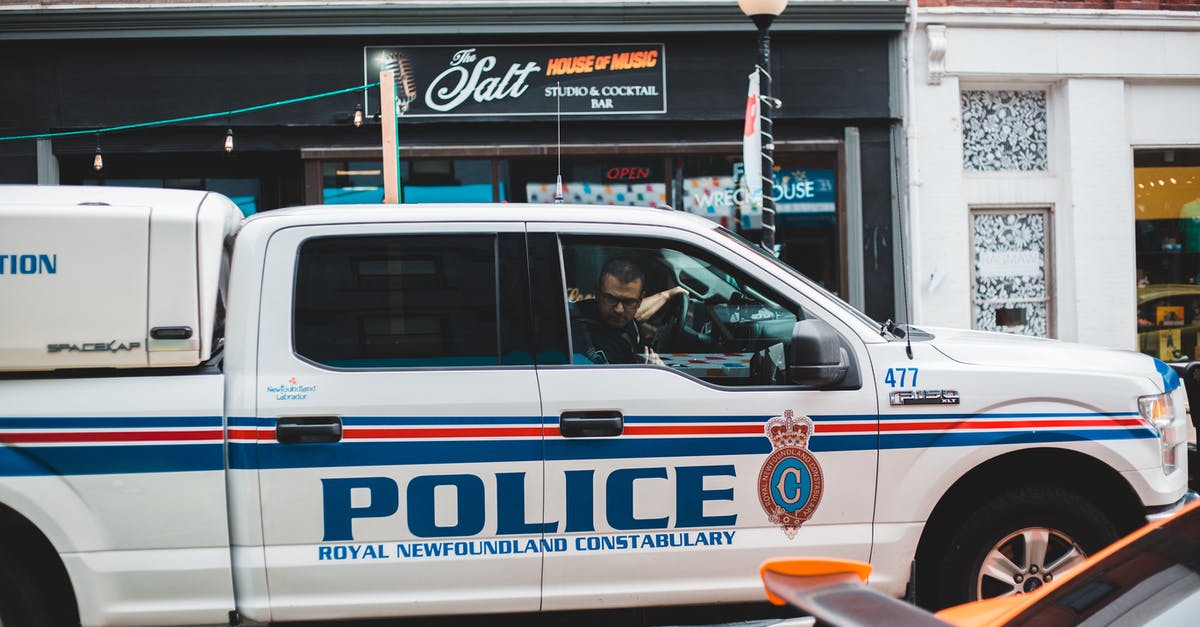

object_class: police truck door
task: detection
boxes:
[530,224,880,610]
[251,223,543,621]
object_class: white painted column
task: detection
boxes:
[1061,78,1135,350]
[911,69,970,327]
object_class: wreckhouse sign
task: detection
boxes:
[363,44,667,118]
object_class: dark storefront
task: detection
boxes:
[0,2,906,320]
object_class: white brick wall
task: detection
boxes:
[909,10,1200,350]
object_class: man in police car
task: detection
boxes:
[572,257,685,365]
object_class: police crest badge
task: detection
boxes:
[757,409,824,539]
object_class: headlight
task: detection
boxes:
[1139,391,1184,474]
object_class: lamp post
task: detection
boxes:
[738,0,787,252]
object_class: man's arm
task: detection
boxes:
[636,286,687,322]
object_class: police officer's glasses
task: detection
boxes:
[598,292,641,310]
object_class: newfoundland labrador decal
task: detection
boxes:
[267,376,317,401]
[758,410,824,539]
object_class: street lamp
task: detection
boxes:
[738,0,787,251]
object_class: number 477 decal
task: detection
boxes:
[883,367,918,388]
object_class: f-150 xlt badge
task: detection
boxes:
[757,410,823,539]
[889,390,960,406]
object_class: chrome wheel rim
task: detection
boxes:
[976,527,1089,600]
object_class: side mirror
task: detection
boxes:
[789,319,849,386]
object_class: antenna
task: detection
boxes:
[554,81,564,204]
[899,198,914,360]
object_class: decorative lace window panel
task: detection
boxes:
[961,90,1048,172]
[971,208,1053,338]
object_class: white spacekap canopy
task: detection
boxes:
[0,185,242,371]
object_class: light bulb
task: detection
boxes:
[353,104,364,128]
[93,147,103,172]
[224,128,234,153]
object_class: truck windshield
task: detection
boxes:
[714,226,882,332]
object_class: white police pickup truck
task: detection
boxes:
[0,185,1191,626]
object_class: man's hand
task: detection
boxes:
[635,285,688,322]
[641,346,665,366]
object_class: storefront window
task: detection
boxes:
[312,150,843,297]
[680,156,740,228]
[323,161,384,204]
[1134,150,1200,362]
[677,154,842,294]
[404,159,497,203]
[82,177,260,216]
[207,179,261,215]
[322,159,499,204]
[512,157,668,206]
[773,163,839,294]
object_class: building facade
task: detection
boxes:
[0,0,908,322]
[907,0,1200,359]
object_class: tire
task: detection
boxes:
[929,485,1120,610]
[0,543,68,627]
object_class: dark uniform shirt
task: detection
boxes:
[570,299,641,364]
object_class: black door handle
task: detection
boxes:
[150,326,193,340]
[560,411,624,438]
[276,416,342,444]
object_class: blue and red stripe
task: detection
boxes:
[0,411,1155,475]
[0,415,224,476]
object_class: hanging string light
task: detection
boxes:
[0,82,383,174]
[0,81,381,143]
[223,110,235,153]
[92,134,103,172]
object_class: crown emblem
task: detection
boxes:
[764,409,813,450]
[758,409,823,539]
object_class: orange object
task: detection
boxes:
[758,558,871,606]
[757,498,1200,626]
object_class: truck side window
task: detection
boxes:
[293,235,503,369]
[561,237,800,387]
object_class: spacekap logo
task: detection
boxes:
[266,376,316,401]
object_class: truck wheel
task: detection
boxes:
[932,485,1120,609]
[0,545,59,627]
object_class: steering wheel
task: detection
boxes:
[646,289,691,352]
